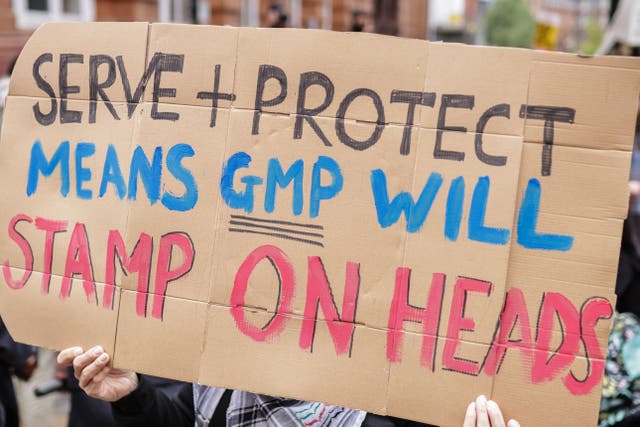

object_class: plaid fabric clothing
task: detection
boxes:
[194,385,367,427]
[599,312,640,427]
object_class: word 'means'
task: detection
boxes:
[31,53,574,176]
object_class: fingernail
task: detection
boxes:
[71,347,83,356]
[487,400,499,412]
[508,420,520,427]
[477,395,487,407]
[98,353,108,362]
[466,402,476,414]
[92,346,103,356]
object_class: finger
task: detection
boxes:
[487,400,506,427]
[91,363,113,384]
[475,395,490,427]
[507,420,521,427]
[462,402,476,427]
[73,346,103,379]
[79,352,109,388]
[57,347,83,366]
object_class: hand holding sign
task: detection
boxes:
[463,396,520,427]
[60,343,522,427]
[58,346,138,402]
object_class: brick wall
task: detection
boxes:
[0,0,15,32]
[0,32,29,76]
[0,0,429,76]
[398,0,426,39]
[333,0,374,32]
[96,0,158,22]
[300,0,322,28]
[0,0,28,77]
[203,0,388,33]
[211,0,241,26]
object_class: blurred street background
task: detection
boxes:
[0,0,633,73]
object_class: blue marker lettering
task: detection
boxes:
[445,176,465,241]
[264,158,304,216]
[370,169,442,233]
[220,151,263,213]
[517,178,573,251]
[75,142,95,200]
[468,176,510,245]
[310,156,343,218]
[128,146,162,204]
[26,140,70,197]
[99,144,126,199]
[161,143,198,212]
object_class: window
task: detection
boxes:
[321,0,332,29]
[241,0,259,27]
[240,0,304,28]
[158,0,210,24]
[13,0,95,30]
[542,0,581,11]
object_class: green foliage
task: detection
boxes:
[577,18,605,54]
[485,0,535,48]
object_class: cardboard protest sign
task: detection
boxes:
[1,22,639,426]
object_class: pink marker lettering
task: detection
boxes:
[34,217,67,294]
[299,258,360,356]
[230,245,295,342]
[60,222,96,303]
[105,230,153,313]
[2,214,34,289]
[386,268,445,370]
[442,277,492,376]
[563,297,613,395]
[532,292,580,383]
[151,232,195,319]
[483,287,533,376]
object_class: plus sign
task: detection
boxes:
[196,64,236,128]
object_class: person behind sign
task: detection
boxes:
[266,3,287,28]
[57,346,520,427]
[0,317,37,427]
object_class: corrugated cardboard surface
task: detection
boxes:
[0,23,639,426]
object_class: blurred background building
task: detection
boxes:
[0,0,627,73]
[0,0,428,73]
[0,0,634,104]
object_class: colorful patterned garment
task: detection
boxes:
[600,312,640,427]
[194,385,367,427]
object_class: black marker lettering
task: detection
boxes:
[117,55,151,119]
[475,103,510,166]
[434,94,474,161]
[390,90,436,155]
[196,64,236,127]
[32,53,57,126]
[519,105,575,176]
[294,71,334,146]
[59,53,83,124]
[151,53,184,121]
[252,65,288,135]
[336,88,385,151]
[89,55,119,123]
